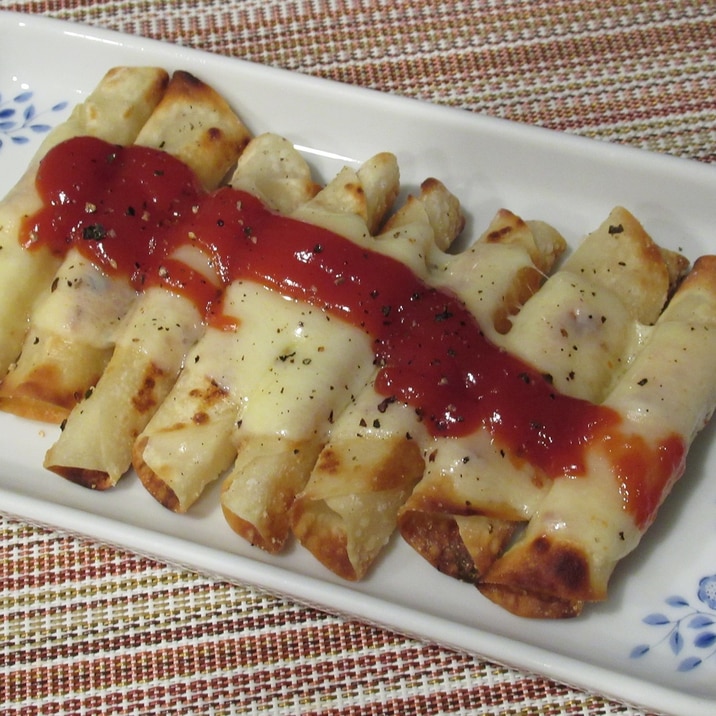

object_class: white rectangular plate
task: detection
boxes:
[2,12,716,716]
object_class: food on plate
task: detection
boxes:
[478,254,716,617]
[132,132,322,515]
[0,66,169,380]
[290,206,565,580]
[0,70,249,426]
[218,152,402,552]
[35,70,250,489]
[1,66,714,618]
[397,207,699,617]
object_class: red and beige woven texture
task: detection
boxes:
[1,1,715,714]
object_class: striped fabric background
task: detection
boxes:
[7,0,713,162]
[2,1,715,714]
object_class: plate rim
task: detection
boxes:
[2,11,716,716]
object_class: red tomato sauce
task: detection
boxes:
[22,136,684,525]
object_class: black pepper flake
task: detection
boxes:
[377,396,395,413]
[313,244,323,253]
[637,378,649,386]
[608,224,624,235]
[51,277,59,293]
[359,418,368,427]
[372,418,381,429]
[434,307,453,322]
[126,206,136,216]
[279,351,296,362]
[82,224,107,241]
[518,372,531,384]
[381,305,392,317]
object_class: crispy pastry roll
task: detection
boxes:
[501,207,689,396]
[400,208,683,582]
[289,178,466,578]
[133,133,321,511]
[478,254,716,618]
[398,207,693,614]
[0,71,249,423]
[220,153,402,552]
[559,206,689,325]
[42,72,251,488]
[221,312,376,552]
[135,146,396,521]
[0,66,169,377]
[0,261,137,423]
[290,205,566,579]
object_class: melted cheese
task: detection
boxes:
[502,270,642,401]
[0,67,168,375]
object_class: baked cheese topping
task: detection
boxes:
[22,135,686,527]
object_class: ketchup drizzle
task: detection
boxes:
[22,136,684,526]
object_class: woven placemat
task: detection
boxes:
[2,1,714,714]
[2,516,649,715]
[7,0,713,162]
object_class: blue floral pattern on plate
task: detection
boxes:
[0,88,67,152]
[631,574,716,671]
